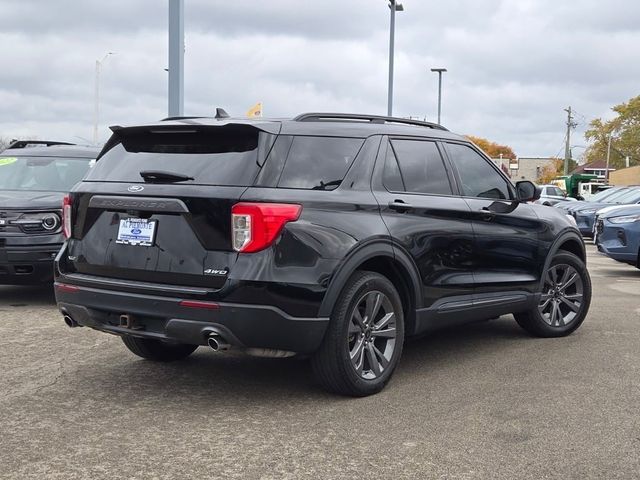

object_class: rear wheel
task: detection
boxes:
[515,252,591,337]
[312,271,404,397]
[121,336,198,362]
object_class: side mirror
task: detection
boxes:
[516,180,541,202]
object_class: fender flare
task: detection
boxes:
[317,240,423,318]
[539,229,586,290]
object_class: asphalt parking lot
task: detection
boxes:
[1,244,639,479]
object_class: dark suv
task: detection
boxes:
[54,113,591,396]
[0,142,98,284]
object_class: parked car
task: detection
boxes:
[555,186,628,213]
[571,187,640,236]
[54,113,591,396]
[596,205,640,268]
[535,184,577,206]
[0,144,99,284]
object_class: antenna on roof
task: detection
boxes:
[215,108,230,119]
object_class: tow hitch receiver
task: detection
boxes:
[119,314,142,330]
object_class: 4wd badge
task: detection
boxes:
[204,268,228,276]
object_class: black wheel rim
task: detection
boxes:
[347,291,397,380]
[538,263,584,327]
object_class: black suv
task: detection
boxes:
[0,142,98,284]
[54,113,591,396]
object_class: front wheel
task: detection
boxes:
[121,336,198,362]
[515,252,591,337]
[312,271,404,397]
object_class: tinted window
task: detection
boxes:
[386,140,452,195]
[87,128,274,186]
[382,143,405,192]
[446,143,511,200]
[0,155,92,192]
[278,136,363,190]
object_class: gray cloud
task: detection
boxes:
[0,0,638,158]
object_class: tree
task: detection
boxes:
[584,94,640,169]
[465,135,517,160]
[0,137,11,153]
[538,158,564,184]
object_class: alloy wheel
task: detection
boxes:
[347,291,397,380]
[538,264,584,327]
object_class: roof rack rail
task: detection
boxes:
[7,140,75,149]
[293,113,448,131]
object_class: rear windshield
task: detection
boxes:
[0,155,92,192]
[86,128,275,186]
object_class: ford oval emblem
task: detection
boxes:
[131,228,142,235]
[128,185,144,193]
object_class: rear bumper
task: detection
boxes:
[0,244,61,284]
[55,281,329,354]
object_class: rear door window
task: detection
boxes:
[383,139,453,195]
[276,136,364,190]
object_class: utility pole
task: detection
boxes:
[563,106,577,175]
[168,0,184,117]
[605,133,612,182]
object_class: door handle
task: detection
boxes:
[388,200,412,212]
[479,207,495,221]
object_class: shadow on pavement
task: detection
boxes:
[0,284,56,306]
[66,317,532,403]
[596,266,640,278]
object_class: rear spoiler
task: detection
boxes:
[97,122,281,160]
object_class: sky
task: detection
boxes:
[0,0,639,158]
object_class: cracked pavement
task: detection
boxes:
[0,245,639,479]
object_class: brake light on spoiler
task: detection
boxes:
[231,203,302,253]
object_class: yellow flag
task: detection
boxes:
[246,102,263,118]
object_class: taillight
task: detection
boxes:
[62,194,72,238]
[231,202,302,253]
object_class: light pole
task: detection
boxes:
[431,68,447,125]
[93,52,114,145]
[386,0,404,117]
[168,0,184,117]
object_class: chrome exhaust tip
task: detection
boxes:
[63,314,79,328]
[207,334,230,352]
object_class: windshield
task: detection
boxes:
[602,188,633,203]
[0,155,92,192]
[590,187,621,202]
[611,188,640,204]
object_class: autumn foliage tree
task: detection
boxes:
[465,135,517,160]
[584,94,640,169]
[537,158,564,184]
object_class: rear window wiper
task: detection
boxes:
[140,170,194,183]
[311,179,342,191]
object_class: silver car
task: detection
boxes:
[535,185,578,206]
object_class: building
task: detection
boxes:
[492,157,557,182]
[609,165,640,186]
[570,160,615,180]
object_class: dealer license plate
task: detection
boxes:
[116,218,157,246]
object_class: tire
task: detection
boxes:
[312,271,404,397]
[121,336,198,362]
[514,252,591,337]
